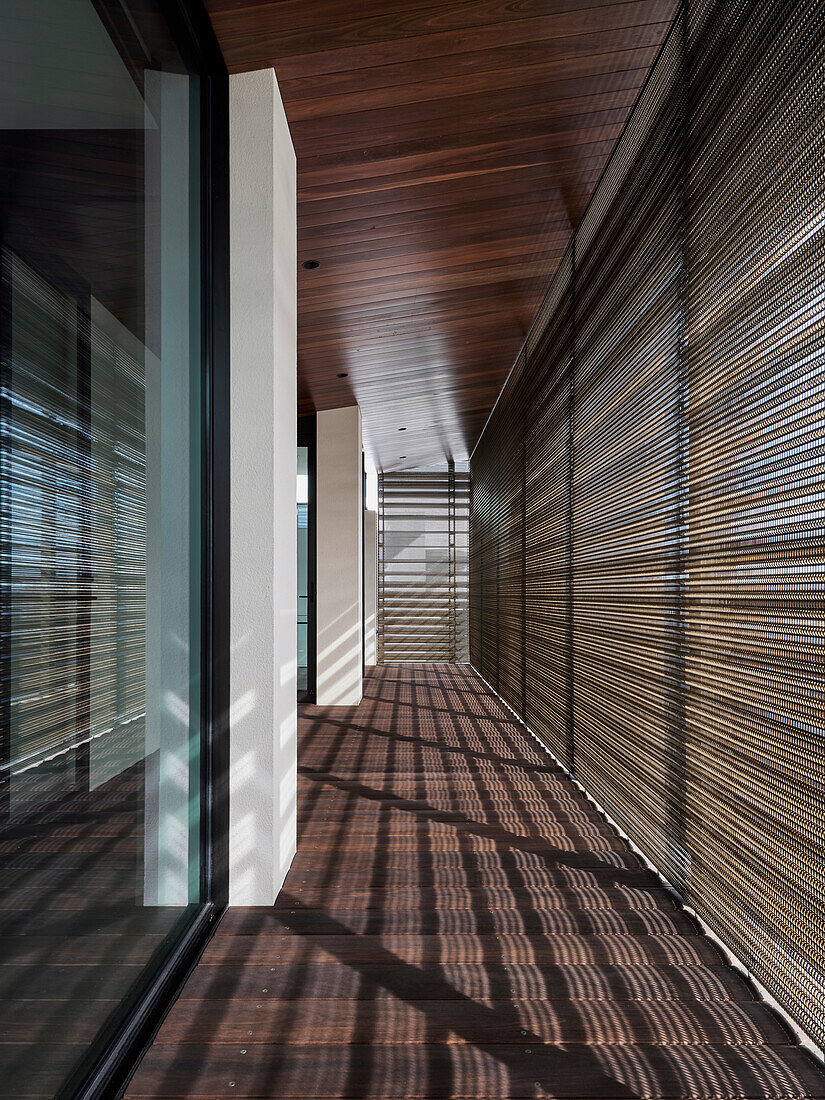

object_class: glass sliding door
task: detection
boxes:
[298,445,309,695]
[297,416,316,702]
[0,0,225,1095]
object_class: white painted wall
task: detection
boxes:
[364,509,377,666]
[228,69,297,905]
[316,406,363,705]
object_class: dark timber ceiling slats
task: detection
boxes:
[206,0,679,470]
[471,0,825,1056]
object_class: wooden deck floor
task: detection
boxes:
[127,664,825,1099]
[0,750,188,1099]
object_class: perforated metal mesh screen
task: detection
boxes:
[378,468,469,662]
[470,0,825,1049]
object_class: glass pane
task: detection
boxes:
[0,0,204,1093]
[297,446,309,694]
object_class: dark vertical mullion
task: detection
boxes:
[202,67,232,907]
[0,252,11,822]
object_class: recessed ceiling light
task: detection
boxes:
[336,372,348,378]
[302,260,320,270]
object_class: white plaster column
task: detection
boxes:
[228,68,297,904]
[316,406,363,705]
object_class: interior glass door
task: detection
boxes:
[297,445,309,694]
[297,416,315,702]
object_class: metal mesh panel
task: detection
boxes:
[469,0,825,1050]
[378,467,469,662]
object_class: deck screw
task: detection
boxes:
[240,1049,247,1055]
[256,1004,262,1008]
[248,1031,253,1036]
[262,988,268,993]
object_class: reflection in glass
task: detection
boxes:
[0,0,205,1094]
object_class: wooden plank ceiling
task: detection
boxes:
[206,0,678,471]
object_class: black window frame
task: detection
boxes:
[39,0,232,1096]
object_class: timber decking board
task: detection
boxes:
[127,663,825,1099]
[0,754,192,1099]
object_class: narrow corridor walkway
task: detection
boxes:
[128,665,825,1098]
